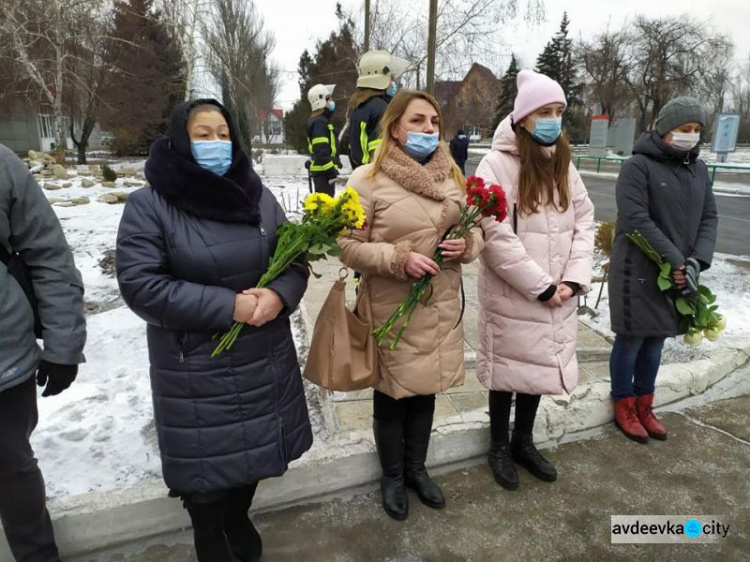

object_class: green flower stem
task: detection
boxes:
[625,229,723,340]
[374,203,490,349]
[212,199,361,357]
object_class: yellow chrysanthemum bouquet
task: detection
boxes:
[212,188,366,356]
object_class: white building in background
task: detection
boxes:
[255,108,285,146]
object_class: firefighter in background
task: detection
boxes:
[307,84,341,197]
[348,50,411,169]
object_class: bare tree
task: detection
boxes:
[202,0,278,151]
[64,9,116,164]
[350,0,542,87]
[157,0,211,101]
[624,16,726,132]
[578,27,633,118]
[0,0,107,159]
[696,34,734,115]
[728,55,750,142]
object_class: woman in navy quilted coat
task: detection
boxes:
[116,99,312,562]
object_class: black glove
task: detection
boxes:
[304,160,311,170]
[36,360,78,397]
[680,257,700,299]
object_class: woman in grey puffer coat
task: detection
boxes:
[116,99,312,562]
[608,97,718,445]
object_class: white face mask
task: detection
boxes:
[670,131,700,151]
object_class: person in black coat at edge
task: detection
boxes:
[306,83,341,197]
[608,97,718,445]
[115,99,312,562]
[449,129,470,175]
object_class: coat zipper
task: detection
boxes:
[259,222,269,272]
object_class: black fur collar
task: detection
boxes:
[144,137,262,225]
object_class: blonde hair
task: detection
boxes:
[348,87,385,111]
[367,90,465,190]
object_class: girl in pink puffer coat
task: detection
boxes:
[475,70,595,490]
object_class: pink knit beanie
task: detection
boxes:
[511,70,567,124]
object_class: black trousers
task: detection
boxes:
[0,377,59,562]
[489,390,541,441]
[373,390,436,423]
[312,175,335,197]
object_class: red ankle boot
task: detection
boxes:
[614,397,649,444]
[636,394,667,440]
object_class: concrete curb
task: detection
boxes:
[2,339,748,559]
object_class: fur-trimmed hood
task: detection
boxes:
[144,137,263,225]
[379,143,454,201]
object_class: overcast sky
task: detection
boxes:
[257,0,750,110]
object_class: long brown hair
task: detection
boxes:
[348,87,386,111]
[516,125,571,215]
[367,90,465,190]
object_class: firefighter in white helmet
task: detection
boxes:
[347,50,411,169]
[306,84,340,196]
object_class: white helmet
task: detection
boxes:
[356,50,411,90]
[308,84,336,111]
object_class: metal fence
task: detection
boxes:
[573,155,750,182]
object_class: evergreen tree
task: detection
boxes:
[283,6,358,153]
[536,12,580,104]
[101,0,185,154]
[493,53,519,128]
[535,12,586,142]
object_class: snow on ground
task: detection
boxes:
[34,169,314,499]
[580,246,750,365]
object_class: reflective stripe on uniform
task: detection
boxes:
[360,122,370,165]
[367,138,382,153]
[309,161,336,172]
[328,124,337,158]
[311,137,329,145]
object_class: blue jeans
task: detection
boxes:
[609,335,666,400]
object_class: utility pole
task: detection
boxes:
[426,0,438,94]
[364,0,371,52]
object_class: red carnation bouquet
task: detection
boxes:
[374,175,508,349]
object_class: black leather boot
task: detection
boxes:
[185,497,232,562]
[373,419,409,520]
[224,484,262,562]
[404,412,445,509]
[488,439,519,490]
[510,431,557,482]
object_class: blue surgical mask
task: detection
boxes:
[530,117,562,145]
[401,128,440,160]
[191,140,232,176]
[327,100,336,112]
[386,82,398,98]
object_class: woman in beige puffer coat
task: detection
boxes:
[476,70,595,491]
[339,90,483,521]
